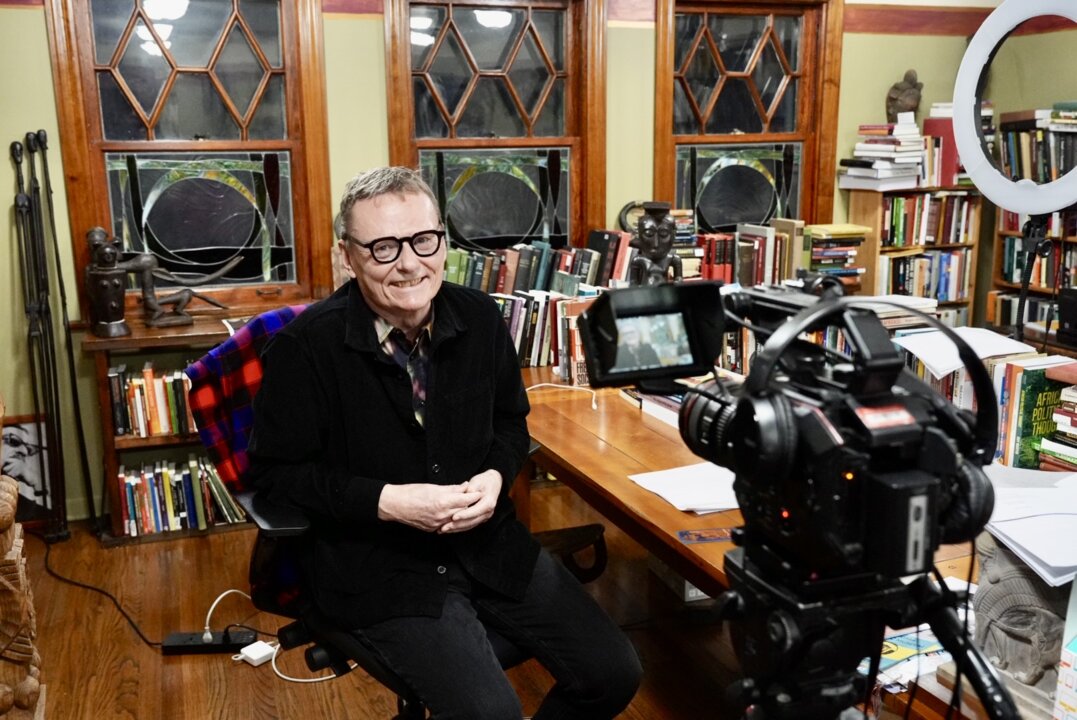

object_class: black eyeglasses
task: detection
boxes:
[343,229,445,264]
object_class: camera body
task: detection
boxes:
[580,282,995,582]
[578,281,1001,718]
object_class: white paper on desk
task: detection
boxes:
[891,327,1034,379]
[628,462,738,513]
[986,480,1077,587]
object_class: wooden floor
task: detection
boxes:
[27,482,741,719]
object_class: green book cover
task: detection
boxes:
[1012,365,1067,469]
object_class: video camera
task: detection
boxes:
[578,281,1020,720]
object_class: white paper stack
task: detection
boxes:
[984,463,1077,587]
[628,462,738,514]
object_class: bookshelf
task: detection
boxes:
[849,188,982,325]
[985,110,1077,334]
[82,316,238,544]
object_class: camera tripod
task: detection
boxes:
[717,546,1021,720]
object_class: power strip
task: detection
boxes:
[162,630,258,656]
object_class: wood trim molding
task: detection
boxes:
[384,0,416,167]
[581,0,608,244]
[812,0,843,224]
[652,0,675,204]
[845,5,1075,37]
[294,0,335,299]
[323,0,383,13]
[44,0,106,316]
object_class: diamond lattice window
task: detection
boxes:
[673,12,801,135]
[411,4,567,139]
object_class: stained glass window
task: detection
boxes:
[675,144,801,231]
[420,148,570,249]
[105,152,295,285]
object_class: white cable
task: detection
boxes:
[203,588,252,642]
[526,382,598,410]
[269,641,353,683]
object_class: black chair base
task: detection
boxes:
[534,523,608,584]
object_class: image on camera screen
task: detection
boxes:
[610,312,694,374]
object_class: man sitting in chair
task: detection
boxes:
[249,167,641,719]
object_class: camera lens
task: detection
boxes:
[679,379,738,466]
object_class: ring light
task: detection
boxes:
[953,0,1077,215]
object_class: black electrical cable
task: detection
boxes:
[27,532,285,652]
[25,530,161,650]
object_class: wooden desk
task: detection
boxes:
[521,368,977,587]
[522,368,741,598]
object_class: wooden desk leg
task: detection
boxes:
[510,456,534,529]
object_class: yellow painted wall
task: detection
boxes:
[986,29,1077,115]
[1,6,100,523]
[606,21,656,228]
[833,33,971,222]
[323,14,391,205]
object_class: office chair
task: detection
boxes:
[185,304,607,718]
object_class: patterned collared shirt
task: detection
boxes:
[374,315,433,427]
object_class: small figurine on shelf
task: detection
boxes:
[886,69,922,123]
[85,227,240,336]
[629,201,682,286]
[85,228,131,337]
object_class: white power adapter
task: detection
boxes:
[238,640,277,667]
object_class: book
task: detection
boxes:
[107,365,129,435]
[586,229,621,288]
[514,245,536,292]
[1004,355,1072,468]
[142,362,162,435]
[736,223,777,285]
[923,117,960,188]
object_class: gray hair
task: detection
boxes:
[335,166,440,239]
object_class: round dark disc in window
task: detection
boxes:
[446,171,541,247]
[696,164,777,232]
[145,176,259,251]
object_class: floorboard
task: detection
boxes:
[27,482,739,719]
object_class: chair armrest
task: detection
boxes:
[235,491,310,537]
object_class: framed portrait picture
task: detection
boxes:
[1,415,53,522]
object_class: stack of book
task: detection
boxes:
[734,223,786,286]
[1039,384,1077,471]
[116,454,246,538]
[108,362,197,438]
[803,223,869,286]
[837,112,923,191]
[922,101,995,187]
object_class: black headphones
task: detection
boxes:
[682,297,997,545]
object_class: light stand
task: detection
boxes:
[1013,213,1051,344]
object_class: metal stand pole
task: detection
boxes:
[34,129,98,535]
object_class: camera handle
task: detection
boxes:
[907,575,1022,720]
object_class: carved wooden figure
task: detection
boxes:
[0,398,43,718]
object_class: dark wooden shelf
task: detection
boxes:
[81,314,231,353]
[113,433,201,451]
[97,517,252,548]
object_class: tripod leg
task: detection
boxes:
[925,594,1021,720]
[35,129,97,533]
[15,200,51,519]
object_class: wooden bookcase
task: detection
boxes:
[82,317,233,544]
[848,188,982,323]
[987,210,1077,333]
[984,111,1077,335]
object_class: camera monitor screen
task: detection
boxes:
[610,313,694,374]
[577,282,726,387]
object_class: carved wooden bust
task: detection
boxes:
[0,398,42,718]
